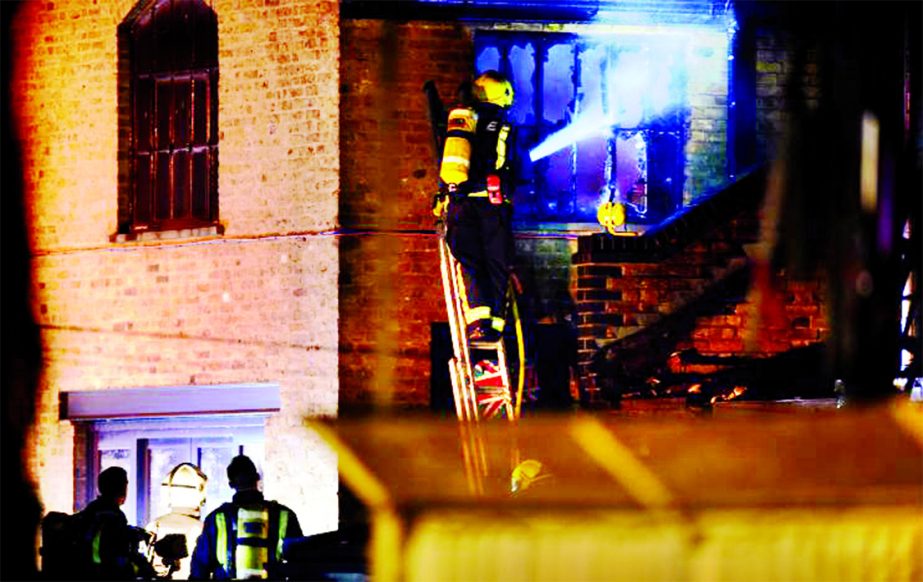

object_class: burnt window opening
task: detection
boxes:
[475,32,688,227]
[118,0,219,236]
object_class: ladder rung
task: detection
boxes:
[439,236,516,422]
[469,339,504,350]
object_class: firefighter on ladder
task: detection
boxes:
[436,70,517,347]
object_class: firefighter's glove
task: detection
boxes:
[432,192,449,218]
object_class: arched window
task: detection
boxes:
[118,0,219,236]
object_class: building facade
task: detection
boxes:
[10,0,917,553]
[11,0,341,534]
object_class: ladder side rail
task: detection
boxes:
[448,357,465,420]
[454,358,477,422]
[449,250,481,422]
[458,423,486,495]
[509,288,526,420]
[438,238,469,420]
[439,237,480,421]
[495,341,515,421]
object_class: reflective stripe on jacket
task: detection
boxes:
[191,492,301,580]
[453,102,513,197]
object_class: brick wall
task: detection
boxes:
[10,0,340,535]
[573,170,829,404]
[339,20,474,408]
[515,236,580,324]
[684,30,731,203]
[754,28,820,161]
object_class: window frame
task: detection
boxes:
[117,0,220,238]
[63,383,280,523]
[474,30,688,230]
[86,416,266,526]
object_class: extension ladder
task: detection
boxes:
[437,229,518,422]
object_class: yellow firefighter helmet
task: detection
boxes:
[163,463,208,511]
[473,70,514,108]
[511,458,550,494]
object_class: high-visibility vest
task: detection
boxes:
[85,509,122,566]
[214,504,291,579]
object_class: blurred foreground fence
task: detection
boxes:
[310,401,922,581]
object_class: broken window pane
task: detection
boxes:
[475,30,688,226]
[508,42,535,126]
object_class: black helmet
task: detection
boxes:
[226,455,260,488]
[98,466,128,498]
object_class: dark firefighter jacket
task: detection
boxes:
[76,497,147,581]
[456,101,514,198]
[189,490,302,580]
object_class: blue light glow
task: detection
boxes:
[529,32,694,163]
[473,0,736,225]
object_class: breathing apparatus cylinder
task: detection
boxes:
[440,106,478,186]
[235,507,270,579]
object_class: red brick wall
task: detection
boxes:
[573,172,829,403]
[339,20,473,408]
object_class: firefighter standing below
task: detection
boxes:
[440,70,517,344]
[146,463,208,579]
[78,466,153,580]
[189,455,302,580]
